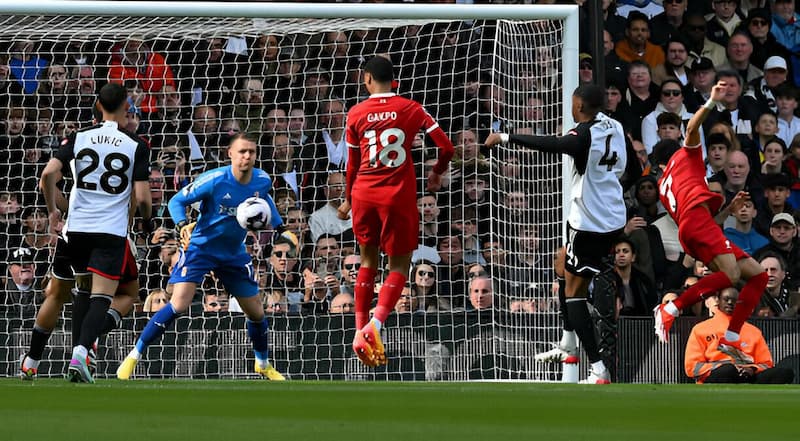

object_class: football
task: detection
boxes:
[236,197,271,231]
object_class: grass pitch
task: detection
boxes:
[1,379,796,441]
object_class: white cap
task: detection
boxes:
[764,56,788,71]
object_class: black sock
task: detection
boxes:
[557,277,573,332]
[78,295,113,349]
[71,289,90,346]
[100,308,122,335]
[566,298,601,363]
[28,325,52,360]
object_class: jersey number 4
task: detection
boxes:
[598,135,619,171]
[365,128,407,168]
[75,148,130,194]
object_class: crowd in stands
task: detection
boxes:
[2,0,800,325]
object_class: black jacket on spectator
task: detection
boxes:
[649,13,682,47]
[701,96,763,140]
[753,201,794,238]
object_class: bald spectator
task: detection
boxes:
[330,292,355,314]
[468,276,494,311]
[615,12,665,69]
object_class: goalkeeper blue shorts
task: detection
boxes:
[168,247,258,297]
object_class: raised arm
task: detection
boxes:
[685,81,728,148]
[485,131,584,157]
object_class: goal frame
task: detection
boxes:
[3,0,580,229]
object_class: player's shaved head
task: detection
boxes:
[98,83,128,113]
[573,84,604,114]
[363,56,394,83]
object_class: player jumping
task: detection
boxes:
[654,80,767,362]
[337,56,454,367]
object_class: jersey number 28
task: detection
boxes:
[75,148,130,194]
[365,128,407,168]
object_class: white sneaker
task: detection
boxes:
[579,369,611,384]
[534,344,578,363]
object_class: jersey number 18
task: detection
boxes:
[365,128,407,168]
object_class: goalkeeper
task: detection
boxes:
[117,134,296,380]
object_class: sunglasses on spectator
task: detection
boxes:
[344,263,361,270]
[750,19,768,27]
[272,250,290,258]
[661,90,682,97]
[469,270,488,279]
[206,302,219,307]
[663,0,683,4]
[417,270,435,277]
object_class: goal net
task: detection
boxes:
[0,2,578,380]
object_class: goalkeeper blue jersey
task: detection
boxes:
[167,165,282,258]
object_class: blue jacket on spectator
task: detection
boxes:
[9,56,47,94]
[771,14,800,86]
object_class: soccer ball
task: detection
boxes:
[236,197,271,231]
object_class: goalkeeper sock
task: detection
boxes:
[673,271,732,311]
[27,325,52,361]
[78,294,113,349]
[247,317,270,362]
[71,289,90,346]
[100,308,123,335]
[373,271,407,324]
[135,303,178,354]
[354,267,377,329]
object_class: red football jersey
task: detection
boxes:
[658,145,724,224]
[346,93,438,204]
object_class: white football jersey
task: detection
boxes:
[567,112,628,233]
[56,121,150,238]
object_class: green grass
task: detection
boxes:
[1,379,797,441]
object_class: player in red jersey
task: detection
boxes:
[337,56,454,367]
[654,80,767,362]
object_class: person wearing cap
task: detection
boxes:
[753,172,794,237]
[652,37,691,86]
[578,53,593,84]
[615,11,665,69]
[3,247,42,306]
[748,55,789,115]
[684,57,716,113]
[745,8,792,74]
[771,0,800,55]
[753,213,800,284]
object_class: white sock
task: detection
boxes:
[128,348,142,361]
[724,330,740,342]
[370,317,382,331]
[664,302,680,317]
[591,360,607,374]
[560,330,577,350]
[23,357,40,370]
[561,361,579,384]
[73,345,88,360]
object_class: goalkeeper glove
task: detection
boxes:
[176,220,196,251]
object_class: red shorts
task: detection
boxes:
[351,196,418,256]
[678,205,749,264]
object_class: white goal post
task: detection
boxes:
[1,1,580,381]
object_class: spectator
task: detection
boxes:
[301,68,332,115]
[651,37,690,86]
[203,293,229,313]
[437,231,466,309]
[622,61,659,141]
[411,260,448,312]
[771,0,800,69]
[649,0,687,46]
[417,192,442,243]
[578,53,593,85]
[609,237,657,316]
[287,107,309,145]
[682,13,727,68]
[2,247,41,306]
[754,173,793,237]
[724,199,769,256]
[641,80,693,154]
[702,70,760,139]
[603,30,629,88]
[775,84,800,146]
[753,113,780,163]
[684,57,716,113]
[754,213,800,287]
[284,206,312,256]
[749,56,788,115]
[761,138,789,176]
[231,77,266,135]
[685,287,794,384]
[143,288,168,313]
[468,276,494,311]
[8,40,48,95]
[317,99,347,169]
[614,12,665,69]
[756,252,793,317]
[394,286,422,314]
[705,133,731,177]
[719,32,763,85]
[631,139,651,176]
[339,253,360,295]
[264,237,302,313]
[250,34,281,77]
[264,290,289,315]
[330,292,355,314]
[745,8,790,72]
[108,37,176,114]
[706,0,743,48]
[308,172,352,242]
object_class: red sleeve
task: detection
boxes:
[345,109,361,203]
[417,105,453,175]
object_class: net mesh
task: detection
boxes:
[0,12,570,380]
